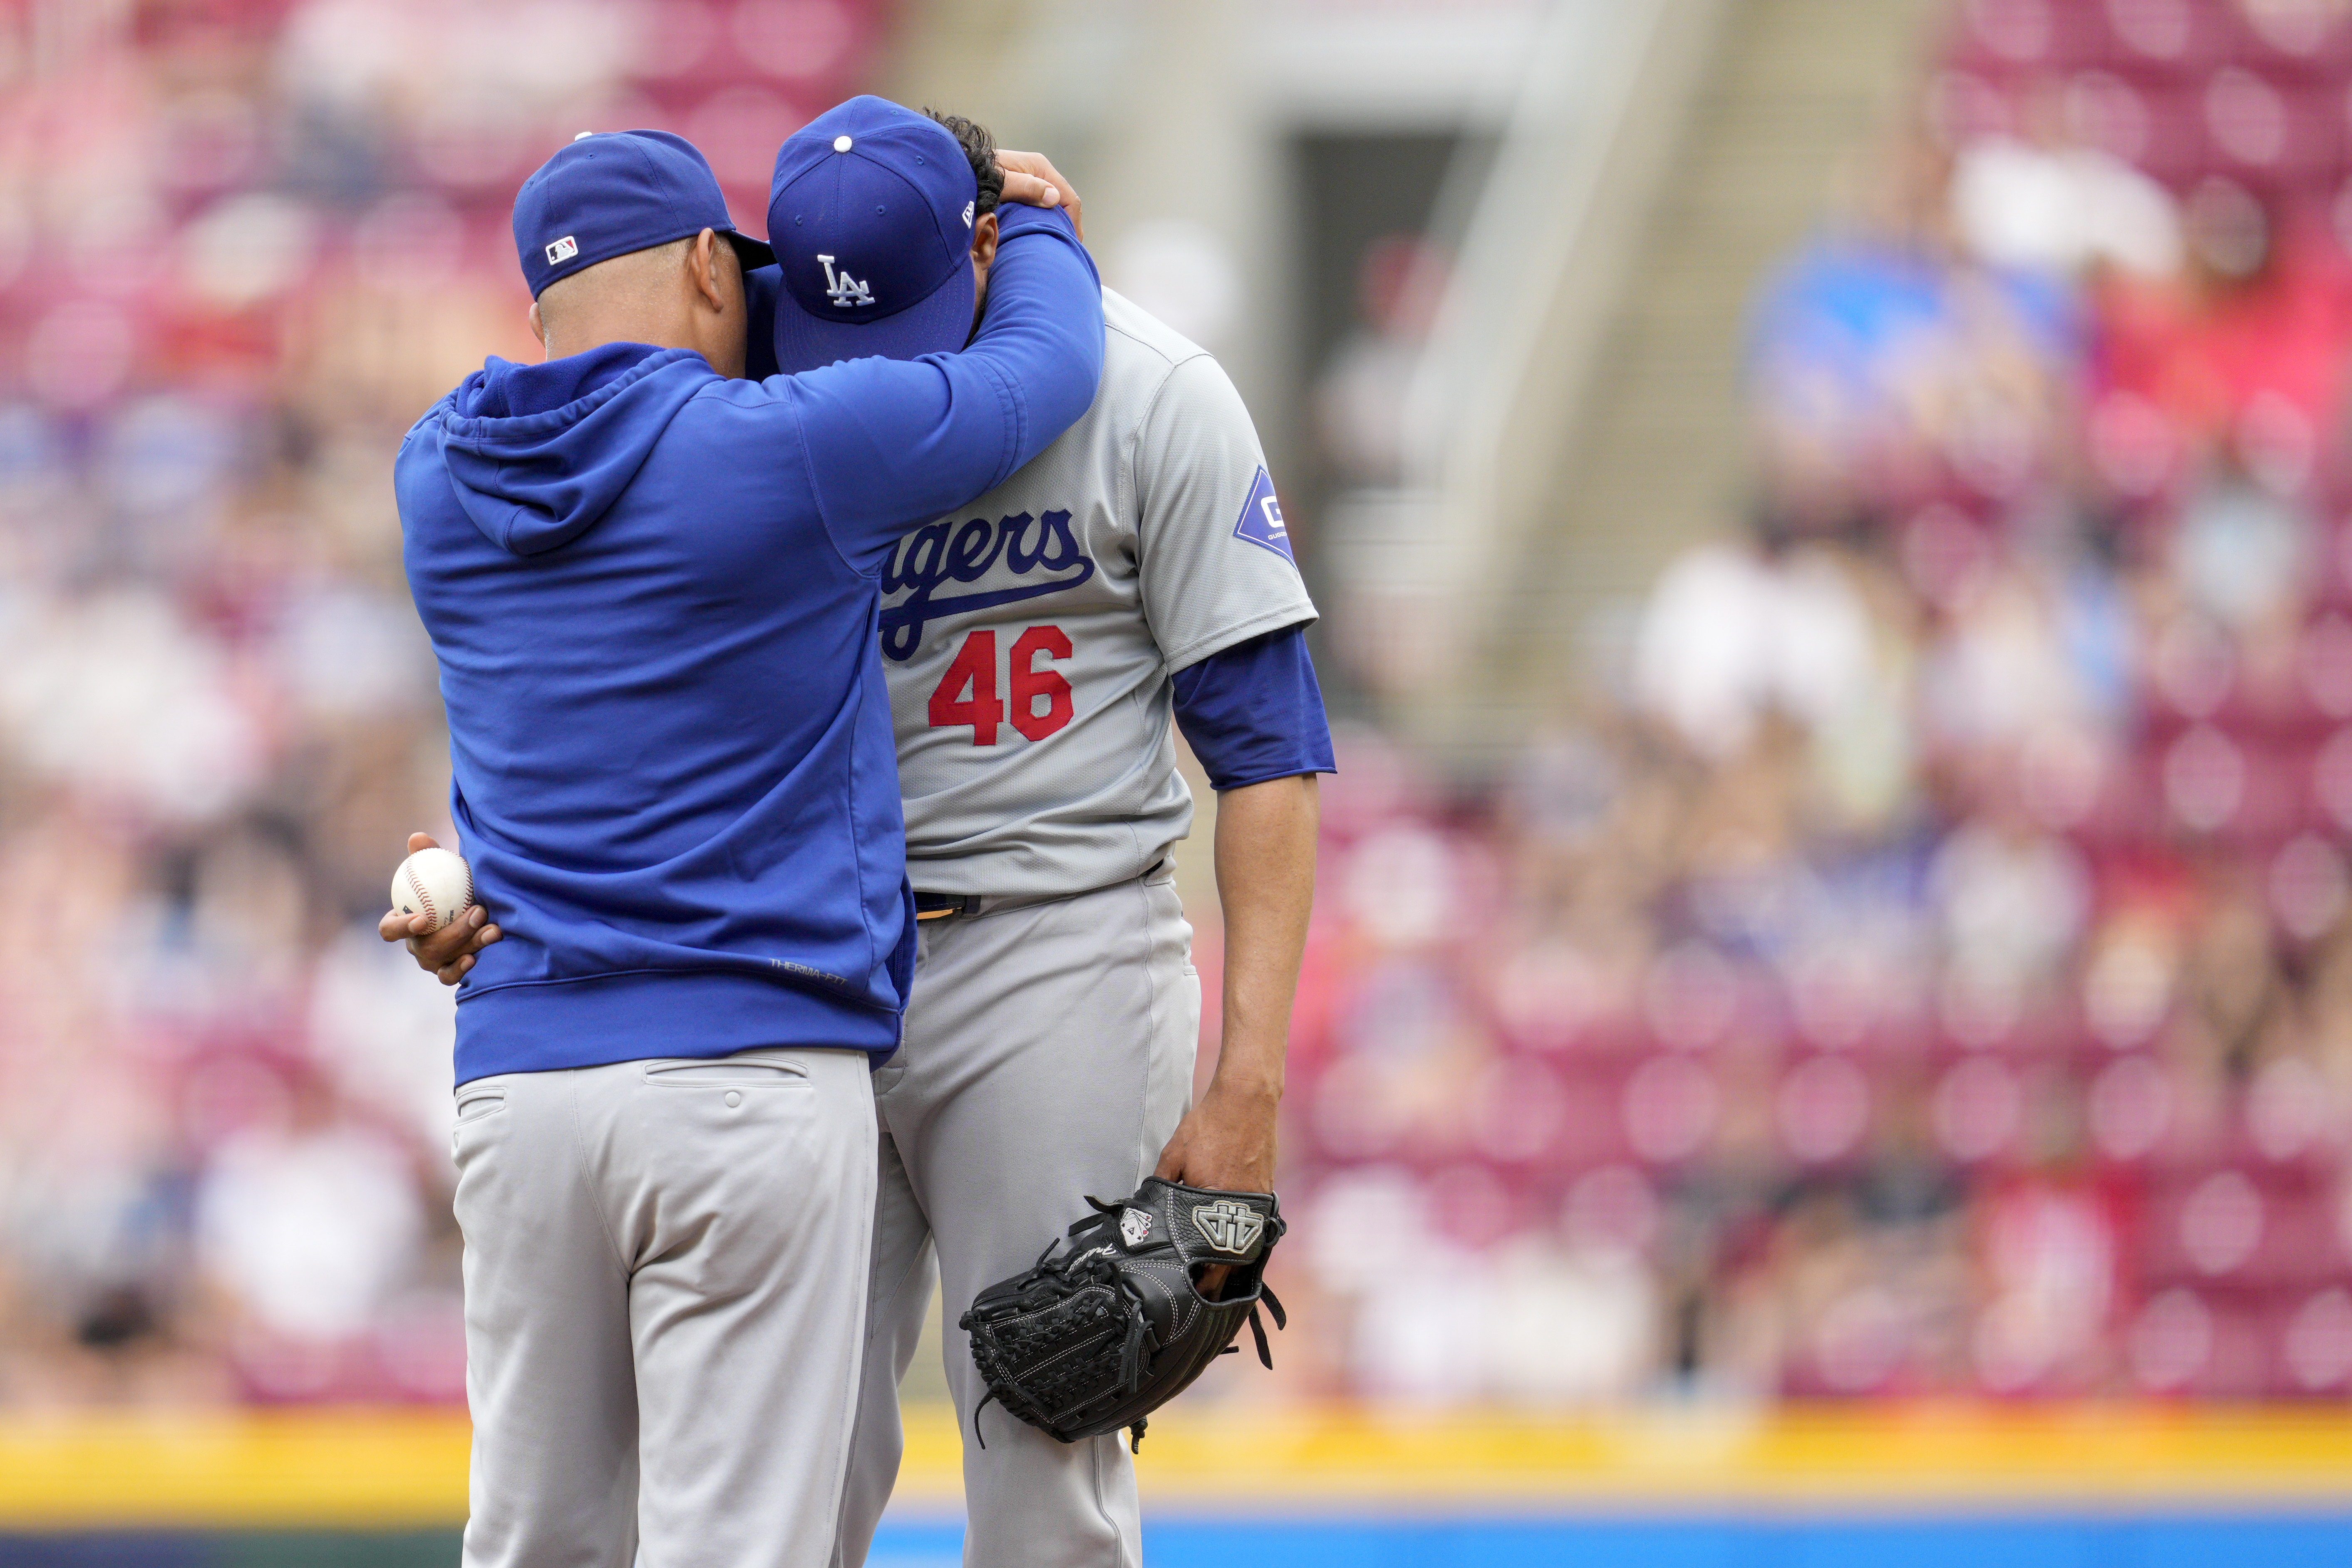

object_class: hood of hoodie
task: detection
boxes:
[433,344,711,556]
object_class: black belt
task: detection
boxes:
[915,863,1168,924]
[913,891,980,921]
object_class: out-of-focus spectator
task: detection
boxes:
[1314,235,1447,489]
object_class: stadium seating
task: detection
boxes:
[1276,0,2352,1401]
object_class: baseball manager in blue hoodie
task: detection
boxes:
[392,124,1101,1568]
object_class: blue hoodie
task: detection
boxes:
[396,205,1102,1085]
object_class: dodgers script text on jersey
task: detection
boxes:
[879,290,1318,898]
[880,509,1096,661]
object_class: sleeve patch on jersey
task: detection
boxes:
[1231,467,1295,565]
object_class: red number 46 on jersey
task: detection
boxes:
[927,626,1074,745]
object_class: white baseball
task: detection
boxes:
[391,847,474,933]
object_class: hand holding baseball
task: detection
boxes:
[380,833,501,986]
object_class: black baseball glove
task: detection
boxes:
[960,1176,1286,1453]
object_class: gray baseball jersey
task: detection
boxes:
[879,288,1317,896]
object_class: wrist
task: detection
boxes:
[1205,1067,1283,1104]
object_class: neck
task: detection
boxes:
[543,314,700,366]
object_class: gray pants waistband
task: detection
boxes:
[913,860,1172,923]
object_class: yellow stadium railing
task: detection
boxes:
[0,1402,2344,1529]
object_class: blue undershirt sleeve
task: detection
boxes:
[1170,623,1337,792]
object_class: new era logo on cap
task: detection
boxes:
[545,235,579,266]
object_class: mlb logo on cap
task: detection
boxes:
[767,97,980,371]
[546,235,580,266]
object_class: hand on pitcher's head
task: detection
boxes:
[380,831,501,985]
[995,150,1083,238]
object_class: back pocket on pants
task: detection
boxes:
[641,1057,812,1089]
[454,1084,508,1123]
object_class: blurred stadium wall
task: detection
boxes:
[1,0,2351,1561]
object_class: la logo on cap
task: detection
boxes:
[546,235,579,265]
[817,254,874,308]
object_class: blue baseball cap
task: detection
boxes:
[512,129,776,299]
[766,97,980,371]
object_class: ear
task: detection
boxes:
[528,299,546,349]
[688,228,729,314]
[970,211,999,273]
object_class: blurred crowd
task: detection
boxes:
[0,0,880,1404]
[8,0,2352,1417]
[1264,0,2352,1405]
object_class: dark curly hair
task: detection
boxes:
[925,110,1005,219]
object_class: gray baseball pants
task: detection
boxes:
[453,1045,878,1568]
[833,866,1198,1568]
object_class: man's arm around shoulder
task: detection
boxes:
[785,205,1104,574]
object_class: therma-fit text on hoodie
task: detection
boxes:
[395,205,1101,1086]
[881,289,1319,895]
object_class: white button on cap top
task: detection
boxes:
[573,131,594,141]
[834,135,853,152]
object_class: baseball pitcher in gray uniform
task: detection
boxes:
[831,116,1333,1568]
[399,104,1332,1568]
